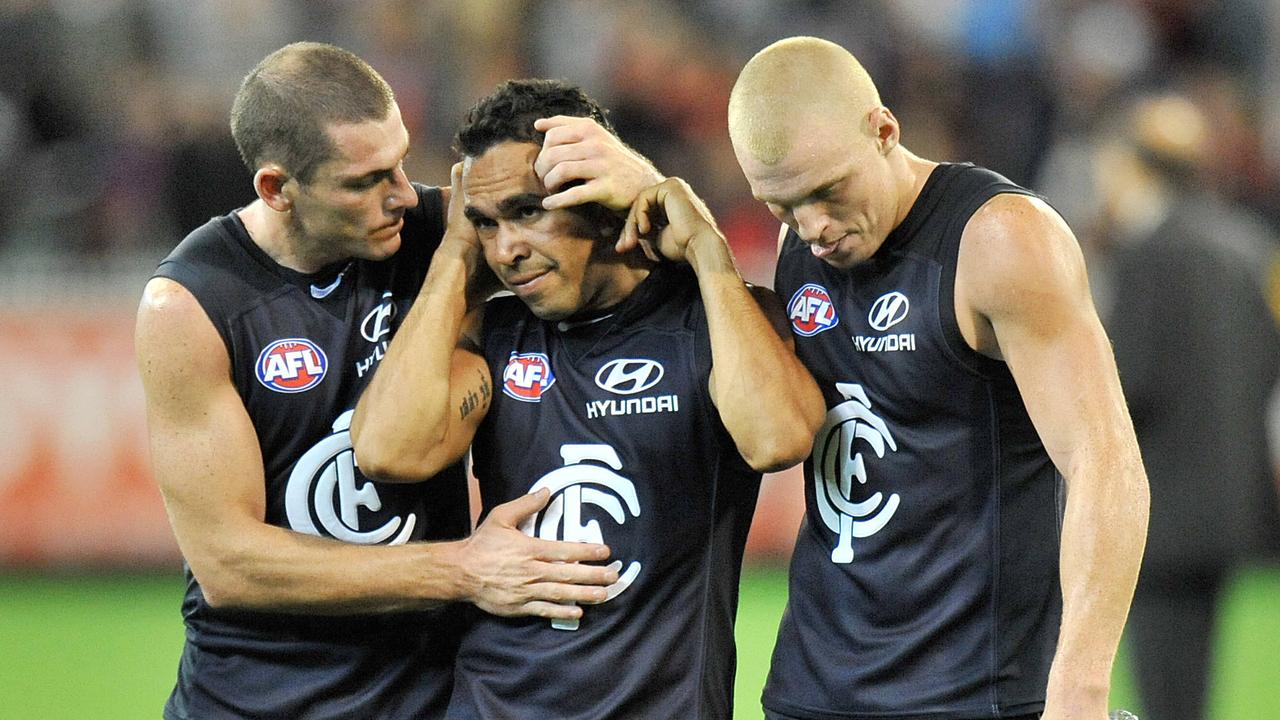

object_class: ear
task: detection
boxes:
[867,107,900,156]
[254,165,294,212]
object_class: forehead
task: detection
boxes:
[319,103,408,177]
[462,141,543,208]
[737,115,867,204]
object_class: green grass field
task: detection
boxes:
[2,565,1278,719]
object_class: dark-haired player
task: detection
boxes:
[352,78,825,719]
[135,44,638,720]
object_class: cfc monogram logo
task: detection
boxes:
[520,444,642,631]
[812,383,900,563]
[284,410,416,545]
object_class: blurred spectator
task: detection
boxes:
[1089,93,1280,720]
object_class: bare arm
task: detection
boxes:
[957,194,1149,720]
[137,277,614,619]
[623,178,825,471]
[352,166,492,482]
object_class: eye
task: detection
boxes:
[517,204,543,220]
[470,216,497,231]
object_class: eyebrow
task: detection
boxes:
[464,192,547,222]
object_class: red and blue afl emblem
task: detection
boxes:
[787,283,840,337]
[256,338,328,393]
[502,352,556,402]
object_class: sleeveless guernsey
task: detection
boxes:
[447,265,761,719]
[766,164,1062,719]
[154,184,470,720]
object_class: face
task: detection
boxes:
[736,115,897,269]
[285,103,418,266]
[463,141,640,321]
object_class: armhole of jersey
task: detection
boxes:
[937,187,1037,379]
[402,184,446,273]
[153,259,235,362]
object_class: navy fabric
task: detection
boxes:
[155,184,470,720]
[448,265,761,720]
[765,164,1061,720]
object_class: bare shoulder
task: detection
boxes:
[959,194,1087,316]
[136,277,228,384]
[955,193,1092,357]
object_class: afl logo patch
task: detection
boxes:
[868,291,910,331]
[787,283,840,336]
[256,338,328,393]
[503,352,556,402]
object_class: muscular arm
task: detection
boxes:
[625,178,825,471]
[957,194,1149,719]
[352,166,493,482]
[137,278,614,618]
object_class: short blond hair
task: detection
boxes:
[729,37,881,165]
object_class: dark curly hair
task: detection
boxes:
[454,79,615,158]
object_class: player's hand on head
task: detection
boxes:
[534,116,663,212]
[620,177,725,264]
[460,489,618,620]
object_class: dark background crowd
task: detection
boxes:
[1,0,1276,287]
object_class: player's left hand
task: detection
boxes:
[534,115,663,211]
[620,177,727,267]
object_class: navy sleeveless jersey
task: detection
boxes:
[448,265,762,720]
[765,164,1063,719]
[153,183,471,720]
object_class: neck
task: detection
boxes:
[238,200,338,275]
[890,148,938,232]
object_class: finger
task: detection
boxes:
[533,139,594,182]
[526,581,611,606]
[529,536,611,563]
[541,560,620,587]
[541,159,601,195]
[638,237,662,263]
[617,190,650,252]
[542,183,597,211]
[487,488,551,526]
[533,115,587,138]
[520,600,586,621]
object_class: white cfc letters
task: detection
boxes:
[520,444,642,631]
[285,409,416,544]
[813,383,900,564]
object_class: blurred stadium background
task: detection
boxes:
[2,1,1279,718]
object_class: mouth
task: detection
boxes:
[809,232,851,259]
[504,267,552,295]
[374,216,405,238]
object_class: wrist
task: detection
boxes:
[685,229,734,276]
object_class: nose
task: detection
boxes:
[792,204,830,244]
[385,165,418,211]
[487,223,531,267]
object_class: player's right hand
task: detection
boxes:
[442,162,501,305]
[459,489,617,620]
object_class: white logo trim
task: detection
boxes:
[284,410,415,545]
[361,292,396,342]
[594,359,664,395]
[520,444,642,631]
[868,292,910,331]
[812,383,900,563]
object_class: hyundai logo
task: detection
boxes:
[867,292,909,331]
[594,359,664,395]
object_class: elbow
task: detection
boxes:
[742,430,816,474]
[350,424,441,483]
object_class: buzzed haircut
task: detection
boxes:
[729,36,881,166]
[230,42,396,183]
[454,79,614,159]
